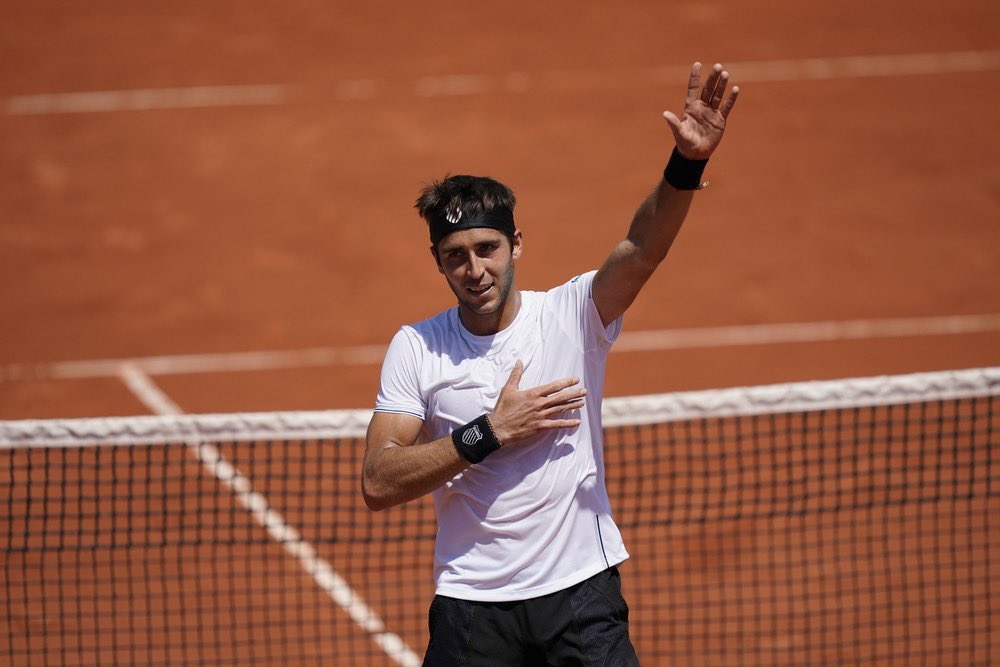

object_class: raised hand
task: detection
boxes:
[488,360,586,445]
[662,62,739,160]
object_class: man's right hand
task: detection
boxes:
[489,360,587,445]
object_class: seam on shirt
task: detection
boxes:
[595,515,610,569]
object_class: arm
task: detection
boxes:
[362,361,586,511]
[362,411,468,512]
[592,62,740,327]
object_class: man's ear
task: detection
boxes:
[511,230,523,261]
[430,244,444,273]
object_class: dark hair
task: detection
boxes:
[415,175,517,249]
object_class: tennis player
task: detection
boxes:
[363,62,739,665]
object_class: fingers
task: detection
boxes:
[540,404,585,421]
[710,72,729,108]
[540,386,586,414]
[665,62,739,134]
[533,375,583,399]
[537,417,582,431]
[720,85,740,119]
[500,364,579,403]
[697,63,725,106]
[698,63,721,105]
[516,376,586,418]
[684,61,703,107]
[535,385,586,430]
[685,62,738,115]
[503,359,524,391]
[490,372,585,444]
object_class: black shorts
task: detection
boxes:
[422,566,640,666]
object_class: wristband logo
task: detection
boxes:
[461,425,483,446]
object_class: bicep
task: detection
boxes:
[363,411,423,490]
[362,412,432,510]
[365,411,424,458]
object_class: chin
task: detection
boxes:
[463,301,499,316]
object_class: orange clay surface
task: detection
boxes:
[1,0,999,419]
[1,3,999,665]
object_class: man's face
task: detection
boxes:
[433,227,522,320]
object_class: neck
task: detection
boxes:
[459,289,521,336]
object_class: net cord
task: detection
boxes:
[2,366,998,448]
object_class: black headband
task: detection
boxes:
[428,207,516,246]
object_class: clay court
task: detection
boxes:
[2,0,999,418]
[2,0,999,664]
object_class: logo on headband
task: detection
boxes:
[428,206,514,245]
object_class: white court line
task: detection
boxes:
[612,313,1000,352]
[5,50,1000,114]
[705,50,1000,83]
[118,362,185,415]
[117,363,422,667]
[45,344,389,380]
[414,73,490,97]
[3,313,999,382]
[5,84,286,115]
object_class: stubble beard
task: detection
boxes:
[456,260,516,320]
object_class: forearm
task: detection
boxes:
[591,173,701,327]
[624,175,697,269]
[362,435,468,511]
[363,365,585,510]
[595,60,737,326]
[624,58,735,268]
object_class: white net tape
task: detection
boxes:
[3,367,998,447]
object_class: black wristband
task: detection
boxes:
[663,147,709,190]
[451,414,502,464]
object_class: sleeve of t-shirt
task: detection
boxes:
[554,270,624,351]
[373,327,426,420]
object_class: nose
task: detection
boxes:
[466,254,485,280]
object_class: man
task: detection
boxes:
[362,62,739,665]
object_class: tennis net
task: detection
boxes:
[2,367,998,665]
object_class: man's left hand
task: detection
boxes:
[663,62,740,160]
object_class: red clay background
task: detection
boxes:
[1,0,999,418]
[2,2,1000,665]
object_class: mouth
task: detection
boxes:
[467,284,494,298]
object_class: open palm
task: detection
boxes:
[663,62,739,160]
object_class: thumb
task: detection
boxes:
[662,111,683,140]
[504,359,524,391]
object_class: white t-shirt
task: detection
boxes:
[374,270,629,602]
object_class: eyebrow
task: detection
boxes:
[440,239,500,255]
